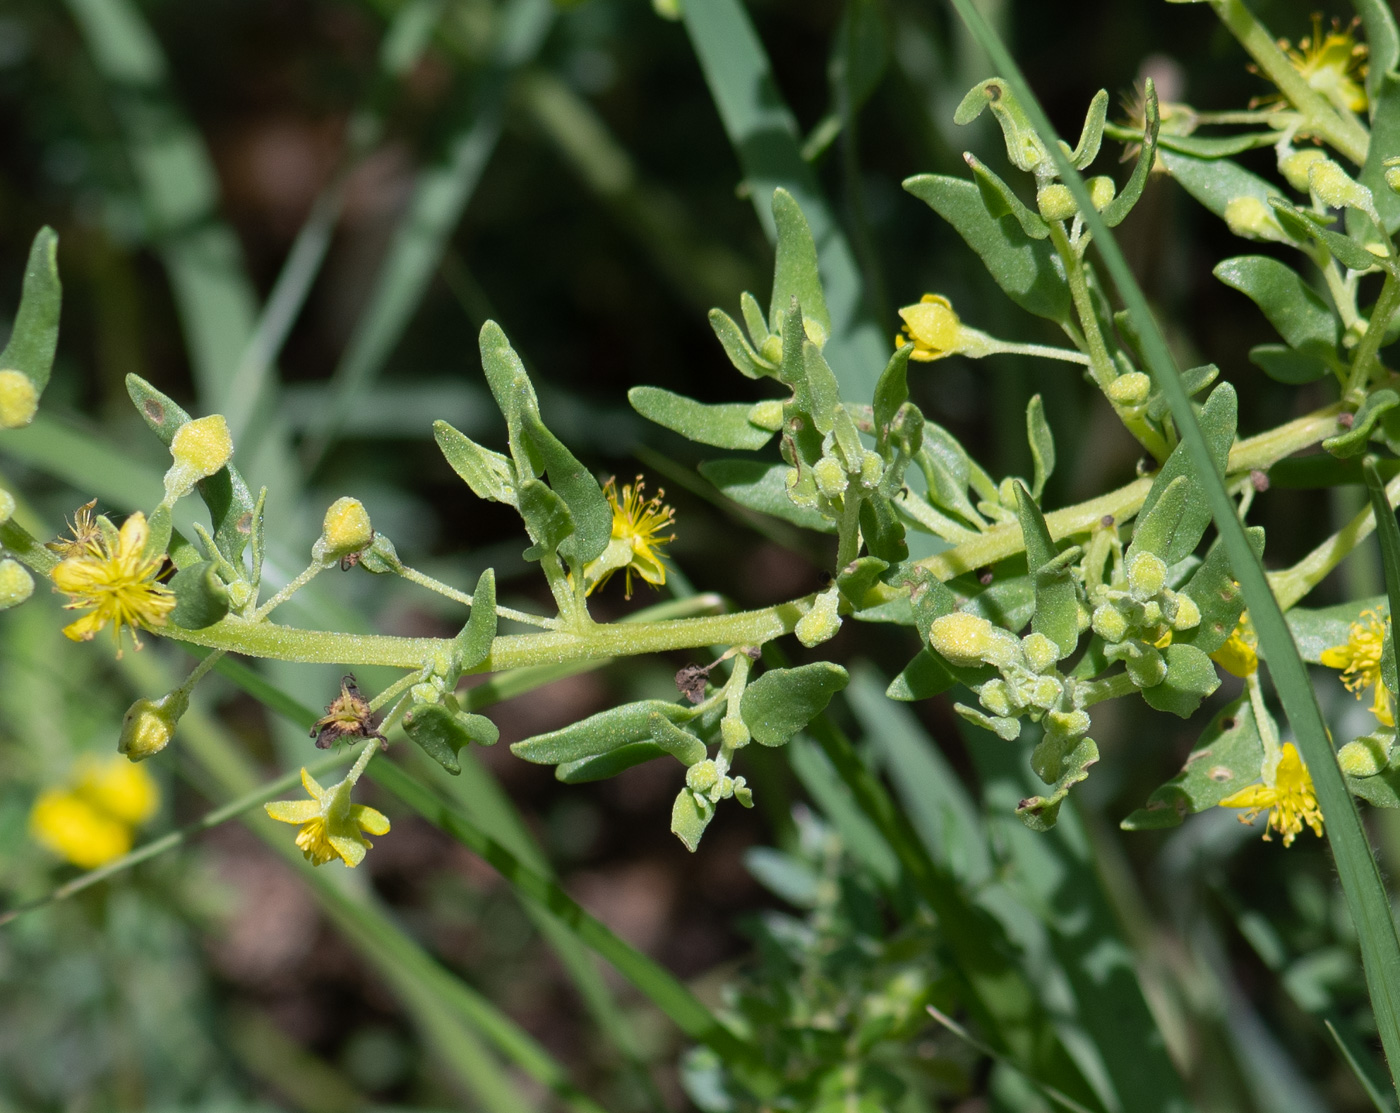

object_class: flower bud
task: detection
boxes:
[747,399,784,431]
[0,486,14,524]
[1309,159,1376,217]
[929,612,1018,669]
[1029,675,1062,709]
[1279,148,1327,193]
[980,678,1013,717]
[1037,183,1076,222]
[314,496,373,562]
[813,455,848,499]
[119,690,189,761]
[1223,196,1287,243]
[896,294,989,361]
[1022,632,1059,673]
[721,716,750,750]
[1092,604,1128,643]
[0,558,34,609]
[1086,175,1115,212]
[1125,647,1167,688]
[1387,164,1400,197]
[796,586,842,647]
[1046,708,1090,740]
[1338,736,1389,777]
[859,451,884,489]
[164,415,233,500]
[1107,372,1151,407]
[686,759,720,794]
[1172,593,1201,630]
[1127,551,1168,599]
[0,369,38,429]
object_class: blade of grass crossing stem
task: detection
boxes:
[64,0,259,417]
[119,650,601,1113]
[680,0,887,399]
[941,0,1400,1094]
[1365,457,1400,687]
[304,0,553,470]
[1328,1019,1400,1113]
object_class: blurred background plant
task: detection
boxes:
[2,0,1399,1110]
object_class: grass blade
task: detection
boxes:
[680,0,887,397]
[940,0,1400,1095]
[1328,1019,1400,1113]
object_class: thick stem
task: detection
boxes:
[1345,271,1400,400]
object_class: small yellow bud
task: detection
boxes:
[686,759,720,794]
[171,414,233,477]
[118,691,188,761]
[721,716,750,750]
[813,455,848,499]
[1279,148,1328,193]
[0,558,34,609]
[1092,604,1128,643]
[859,451,883,489]
[1172,594,1201,630]
[1086,175,1115,212]
[1107,372,1151,406]
[1022,632,1059,672]
[0,369,38,429]
[1128,551,1168,599]
[897,295,959,359]
[1338,736,1389,777]
[1030,676,1062,709]
[796,586,842,647]
[1308,158,1376,216]
[315,496,373,562]
[1223,197,1287,243]
[747,399,784,431]
[929,612,1018,669]
[0,486,13,524]
[1037,183,1076,222]
[980,678,1012,716]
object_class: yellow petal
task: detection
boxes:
[328,832,368,867]
[265,800,321,824]
[352,804,391,836]
[1217,783,1277,810]
[300,767,327,801]
[1319,645,1351,668]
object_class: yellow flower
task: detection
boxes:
[1319,609,1394,727]
[1210,612,1259,679]
[1217,742,1323,847]
[29,755,160,869]
[583,476,676,598]
[265,765,390,868]
[50,510,175,653]
[1280,15,1369,115]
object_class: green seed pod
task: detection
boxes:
[813,455,848,499]
[1223,197,1287,243]
[929,611,1020,669]
[1107,372,1151,407]
[1338,735,1390,777]
[1086,175,1115,212]
[1172,593,1202,630]
[164,414,234,501]
[686,759,720,794]
[0,558,34,609]
[119,690,189,761]
[1091,604,1129,643]
[747,399,784,431]
[1037,183,1076,222]
[1021,632,1059,673]
[1279,148,1327,193]
[980,678,1013,717]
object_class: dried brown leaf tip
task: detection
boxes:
[311,675,386,750]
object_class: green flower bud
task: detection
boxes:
[119,690,189,761]
[1387,166,1400,197]
[1127,551,1168,599]
[795,587,842,647]
[1037,183,1076,222]
[1092,604,1128,643]
[1029,675,1062,709]
[1338,736,1389,777]
[859,451,884,489]
[1107,372,1151,406]
[686,759,719,794]
[1309,158,1376,217]
[411,681,441,705]
[1279,148,1328,193]
[1223,196,1287,243]
[1140,600,1163,627]
[980,678,1013,717]
[1046,708,1090,740]
[164,414,234,501]
[929,612,1019,669]
[0,558,34,609]
[813,455,848,499]
[1125,647,1166,688]
[1022,632,1059,673]
[747,399,784,432]
[1172,593,1201,630]
[0,486,14,524]
[314,497,373,562]
[721,715,750,750]
[1086,175,1115,212]
[0,369,38,429]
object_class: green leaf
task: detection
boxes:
[1363,457,1400,721]
[455,568,497,670]
[1068,88,1109,169]
[168,561,230,629]
[670,788,716,852]
[557,712,707,783]
[521,415,611,565]
[835,555,889,608]
[1356,0,1400,100]
[1136,382,1236,563]
[1014,482,1078,658]
[1026,394,1055,499]
[1176,527,1265,655]
[0,227,61,404]
[965,153,1049,239]
[1016,737,1099,832]
[628,386,773,450]
[740,662,850,746]
[1273,196,1389,271]
[1101,82,1159,227]
[516,478,575,560]
[697,459,836,532]
[511,700,691,765]
[1324,390,1400,458]
[1158,149,1284,223]
[1121,695,1263,829]
[770,188,832,341]
[403,703,499,776]
[1359,72,1400,235]
[858,497,907,565]
[1140,643,1221,718]
[903,174,1073,325]
[434,421,517,506]
[708,308,771,380]
[885,648,958,700]
[1127,474,1191,563]
[1213,256,1339,358]
[871,344,913,442]
[1249,343,1330,385]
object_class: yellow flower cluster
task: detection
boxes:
[1320,609,1394,727]
[266,764,390,868]
[29,755,159,869]
[1280,15,1369,115]
[1217,743,1323,847]
[584,476,676,598]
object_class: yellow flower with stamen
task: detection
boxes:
[265,766,390,868]
[1217,742,1323,847]
[584,476,676,598]
[1320,609,1394,726]
[1210,612,1259,679]
[1276,14,1369,114]
[50,511,174,653]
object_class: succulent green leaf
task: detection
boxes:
[0,227,61,402]
[885,649,958,700]
[903,174,1072,324]
[455,568,497,671]
[168,561,230,629]
[1014,482,1078,658]
[628,386,774,450]
[1102,82,1160,227]
[871,344,913,445]
[965,153,1049,239]
[511,700,691,765]
[478,320,544,477]
[516,478,575,561]
[1068,88,1109,170]
[858,498,907,564]
[1248,343,1330,385]
[1016,737,1098,832]
[799,340,842,436]
[671,788,716,852]
[520,416,611,565]
[1213,256,1339,358]
[697,459,836,532]
[1127,474,1191,563]
[1176,527,1265,655]
[953,78,1046,172]
[557,742,673,784]
[1121,696,1262,829]
[1137,382,1236,563]
[740,662,849,747]
[835,555,889,609]
[1355,65,1400,233]
[708,307,771,380]
[1140,643,1220,718]
[1026,393,1055,500]
[403,703,499,776]
[901,565,960,643]
[1324,390,1400,458]
[433,420,517,506]
[769,189,831,341]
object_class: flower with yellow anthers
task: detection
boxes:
[1277,14,1369,115]
[29,755,159,869]
[1320,609,1394,726]
[1216,742,1323,847]
[1210,612,1259,679]
[50,511,175,653]
[45,499,102,560]
[583,476,676,598]
[265,757,390,868]
[895,295,995,362]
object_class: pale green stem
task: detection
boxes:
[1270,468,1400,610]
[1345,271,1400,400]
[836,494,863,568]
[984,339,1092,365]
[394,563,557,629]
[369,670,420,713]
[1194,108,1296,126]
[344,735,380,787]
[1078,670,1138,707]
[252,560,327,621]
[1206,0,1369,165]
[1247,670,1284,783]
